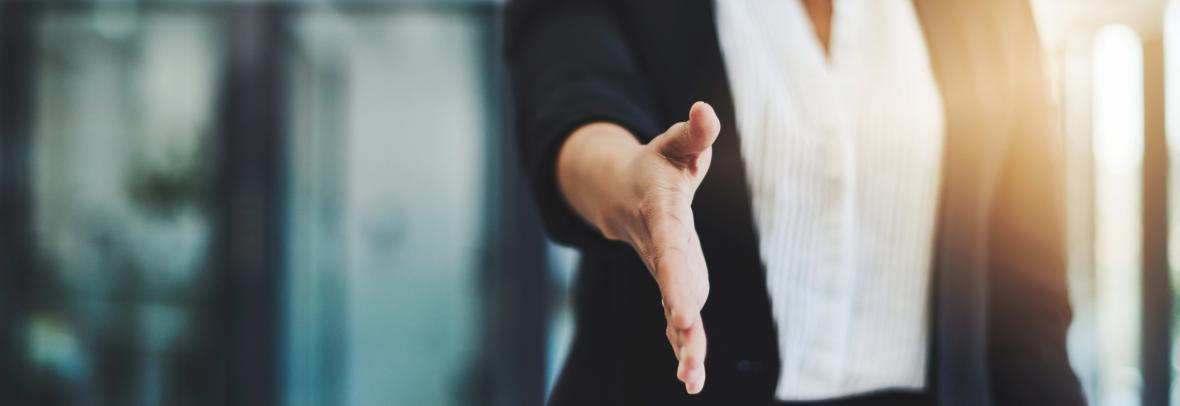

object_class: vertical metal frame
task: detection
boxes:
[0,2,35,404]
[1061,30,1100,401]
[478,5,550,405]
[1141,34,1171,406]
[282,14,348,406]
[212,4,288,405]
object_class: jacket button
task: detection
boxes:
[736,359,761,374]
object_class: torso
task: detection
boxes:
[715,0,945,400]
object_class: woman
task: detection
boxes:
[505,0,1085,405]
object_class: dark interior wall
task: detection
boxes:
[0,3,34,404]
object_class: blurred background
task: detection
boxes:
[0,0,1178,405]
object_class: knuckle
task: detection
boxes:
[637,243,661,277]
[600,220,626,242]
[644,254,661,278]
[665,121,687,136]
[640,193,691,229]
[672,309,694,328]
[636,194,664,223]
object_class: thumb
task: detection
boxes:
[656,102,721,166]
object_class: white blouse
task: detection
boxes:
[715,0,945,400]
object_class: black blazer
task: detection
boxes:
[505,1,1085,405]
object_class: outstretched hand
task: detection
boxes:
[557,102,720,394]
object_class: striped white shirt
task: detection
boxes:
[715,0,945,400]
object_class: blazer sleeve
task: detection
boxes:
[985,1,1086,404]
[504,0,663,247]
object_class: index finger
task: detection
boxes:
[645,204,704,331]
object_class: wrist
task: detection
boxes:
[557,122,644,241]
[596,143,646,243]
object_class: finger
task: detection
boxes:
[655,242,698,330]
[674,314,707,394]
[663,232,709,323]
[648,205,702,331]
[669,233,709,385]
[687,372,706,395]
[643,193,711,331]
[666,322,679,359]
[656,101,721,166]
[687,230,710,304]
